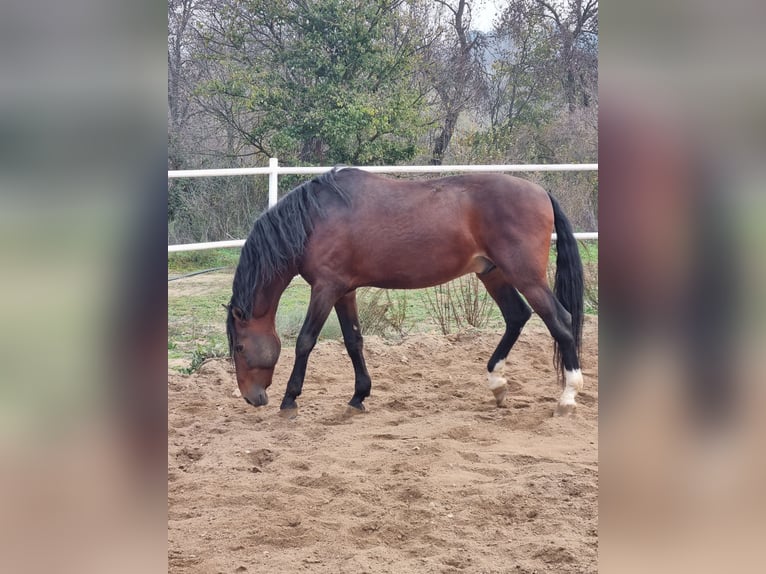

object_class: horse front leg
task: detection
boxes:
[280,285,341,412]
[334,290,372,412]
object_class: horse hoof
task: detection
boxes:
[279,407,299,420]
[492,385,508,407]
[343,404,366,418]
[554,403,577,417]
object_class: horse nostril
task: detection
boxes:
[244,396,253,406]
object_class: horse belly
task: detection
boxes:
[353,229,482,289]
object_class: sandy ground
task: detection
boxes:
[168,315,598,573]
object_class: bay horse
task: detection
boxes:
[226,167,584,416]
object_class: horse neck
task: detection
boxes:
[251,270,294,323]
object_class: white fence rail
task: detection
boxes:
[168,159,598,253]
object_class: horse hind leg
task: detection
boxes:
[477,269,532,407]
[516,281,583,416]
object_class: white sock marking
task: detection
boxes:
[487,359,507,390]
[558,368,583,406]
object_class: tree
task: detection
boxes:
[482,0,557,152]
[534,0,598,112]
[425,0,484,165]
[195,0,430,165]
[168,0,202,169]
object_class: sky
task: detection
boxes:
[471,0,503,32]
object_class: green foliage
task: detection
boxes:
[183,343,229,374]
[197,0,428,165]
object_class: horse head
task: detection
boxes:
[228,306,281,407]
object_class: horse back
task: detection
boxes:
[302,170,553,288]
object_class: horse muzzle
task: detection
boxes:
[243,387,269,407]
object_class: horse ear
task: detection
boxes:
[231,306,245,321]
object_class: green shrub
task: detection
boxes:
[182,343,228,374]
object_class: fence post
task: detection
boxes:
[268,157,279,207]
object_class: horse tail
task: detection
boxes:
[548,192,584,375]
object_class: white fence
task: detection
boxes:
[168,158,598,253]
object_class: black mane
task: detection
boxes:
[226,167,352,354]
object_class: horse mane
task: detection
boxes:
[226,167,352,353]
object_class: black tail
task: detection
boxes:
[549,193,584,376]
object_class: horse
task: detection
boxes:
[226,167,584,416]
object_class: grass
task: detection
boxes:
[550,239,599,314]
[575,239,598,264]
[168,248,241,274]
[168,241,598,371]
[167,290,232,363]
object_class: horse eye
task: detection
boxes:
[235,344,244,353]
